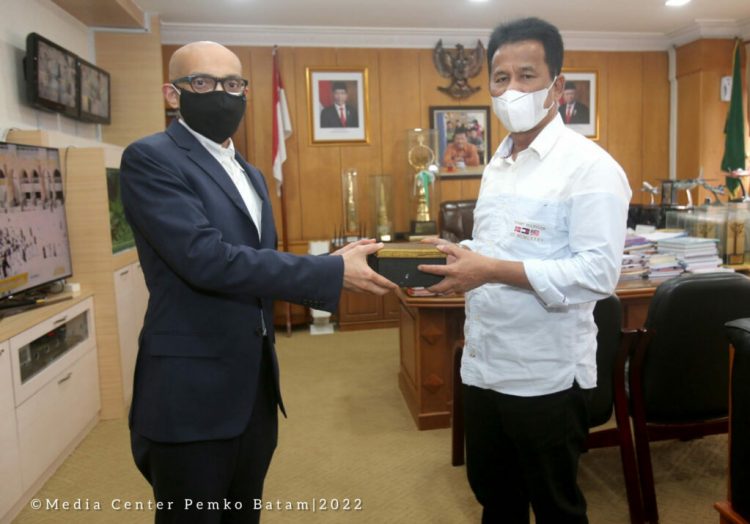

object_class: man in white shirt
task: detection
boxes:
[420,17,631,524]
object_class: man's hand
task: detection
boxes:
[418,243,490,295]
[338,241,398,296]
[421,236,468,265]
[331,238,376,256]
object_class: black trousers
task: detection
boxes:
[131,338,279,524]
[463,383,592,524]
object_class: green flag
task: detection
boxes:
[721,39,747,196]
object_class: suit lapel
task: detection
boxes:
[167,122,260,240]
[235,156,277,249]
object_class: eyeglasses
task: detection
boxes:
[171,75,249,95]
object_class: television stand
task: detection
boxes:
[0,294,73,316]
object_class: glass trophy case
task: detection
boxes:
[370,175,394,242]
[407,128,440,239]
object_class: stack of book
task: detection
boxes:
[656,236,731,274]
[646,252,684,279]
[620,253,649,280]
[620,233,656,281]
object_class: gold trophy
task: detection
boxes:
[341,168,359,237]
[407,129,438,237]
[371,175,393,242]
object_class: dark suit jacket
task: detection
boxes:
[320,104,358,128]
[120,120,343,443]
[559,102,590,124]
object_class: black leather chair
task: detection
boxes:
[714,318,750,524]
[439,200,475,242]
[625,272,750,523]
[451,295,645,524]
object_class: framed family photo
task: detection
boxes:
[429,105,491,177]
[559,70,598,140]
[306,67,369,145]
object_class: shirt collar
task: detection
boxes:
[179,118,236,160]
[497,113,565,160]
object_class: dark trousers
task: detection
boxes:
[131,339,279,524]
[463,383,591,524]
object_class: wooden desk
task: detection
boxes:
[396,279,663,430]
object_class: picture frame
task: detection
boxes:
[429,105,491,177]
[306,67,369,145]
[559,70,598,140]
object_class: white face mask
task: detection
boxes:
[492,76,557,133]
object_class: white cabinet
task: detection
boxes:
[9,299,96,407]
[0,296,99,521]
[0,341,22,519]
[16,349,99,490]
[115,261,148,407]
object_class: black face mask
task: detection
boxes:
[178,89,246,144]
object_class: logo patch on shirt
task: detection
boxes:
[512,221,545,241]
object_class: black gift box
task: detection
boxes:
[368,242,446,288]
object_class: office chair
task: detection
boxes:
[438,200,476,243]
[626,272,750,523]
[451,295,645,524]
[714,318,750,524]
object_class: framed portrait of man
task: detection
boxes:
[306,67,369,145]
[559,70,598,140]
[429,105,491,177]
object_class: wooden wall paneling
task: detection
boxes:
[605,53,644,203]
[293,48,340,241]
[676,40,704,77]
[676,39,736,201]
[641,52,670,203]
[95,16,164,148]
[337,48,383,239]
[65,147,126,420]
[677,73,702,183]
[377,48,422,235]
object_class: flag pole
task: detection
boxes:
[273,45,293,336]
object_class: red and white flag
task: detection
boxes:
[272,47,292,196]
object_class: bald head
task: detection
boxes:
[168,41,242,82]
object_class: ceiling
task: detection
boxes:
[52,0,745,49]
[134,0,749,34]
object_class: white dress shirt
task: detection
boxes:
[179,119,263,238]
[460,114,632,397]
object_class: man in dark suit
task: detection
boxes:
[558,80,590,124]
[121,41,395,524]
[319,81,358,128]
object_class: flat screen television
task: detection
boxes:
[78,57,111,124]
[0,141,73,301]
[24,32,79,119]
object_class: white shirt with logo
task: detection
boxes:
[460,114,632,397]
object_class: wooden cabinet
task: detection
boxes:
[337,289,400,331]
[0,341,22,520]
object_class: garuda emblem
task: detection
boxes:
[433,39,486,100]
